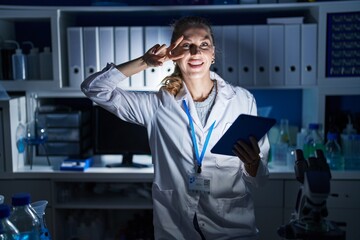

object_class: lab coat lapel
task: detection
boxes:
[175,82,203,130]
[204,72,236,131]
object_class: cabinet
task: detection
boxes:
[52,178,153,239]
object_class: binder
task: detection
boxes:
[222,26,239,86]
[144,26,161,89]
[114,26,130,88]
[130,26,145,89]
[254,25,270,86]
[67,27,84,88]
[83,27,100,79]
[211,25,223,77]
[0,109,4,172]
[301,24,317,86]
[285,24,301,86]
[269,25,285,86]
[99,27,114,68]
[238,25,254,87]
[159,26,174,81]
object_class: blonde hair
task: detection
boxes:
[161,16,214,96]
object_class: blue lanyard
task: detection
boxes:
[183,100,216,173]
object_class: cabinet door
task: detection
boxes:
[251,180,284,240]
[0,179,52,205]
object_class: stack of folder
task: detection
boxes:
[67,22,317,90]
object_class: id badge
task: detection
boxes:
[188,172,211,194]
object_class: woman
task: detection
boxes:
[81,16,270,240]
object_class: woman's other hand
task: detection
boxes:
[233,136,261,177]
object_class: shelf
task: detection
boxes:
[54,196,153,210]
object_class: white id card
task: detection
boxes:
[188,173,211,193]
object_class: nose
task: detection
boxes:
[189,45,200,55]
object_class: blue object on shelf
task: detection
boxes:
[60,157,93,171]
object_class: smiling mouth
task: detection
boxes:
[188,60,204,67]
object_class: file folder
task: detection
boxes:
[130,26,145,89]
[67,27,84,88]
[159,26,174,81]
[115,26,130,88]
[301,24,317,86]
[238,25,254,87]
[145,26,162,89]
[254,25,270,86]
[285,25,300,86]
[99,27,114,68]
[211,25,223,77]
[222,26,239,86]
[83,27,100,79]
[269,25,285,86]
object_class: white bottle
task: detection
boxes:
[39,47,53,80]
[27,48,40,80]
[5,40,27,80]
[22,41,40,80]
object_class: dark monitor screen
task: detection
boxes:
[93,105,151,168]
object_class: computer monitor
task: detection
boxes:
[93,105,151,168]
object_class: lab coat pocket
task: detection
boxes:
[218,194,255,227]
[152,183,181,229]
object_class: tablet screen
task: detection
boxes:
[211,114,276,156]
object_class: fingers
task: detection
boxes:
[249,136,260,155]
[171,35,184,50]
[167,35,185,61]
[233,136,261,165]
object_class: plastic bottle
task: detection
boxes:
[272,119,290,166]
[39,47,53,80]
[341,115,358,170]
[23,42,40,80]
[296,127,307,151]
[8,193,41,240]
[303,123,324,159]
[0,204,20,240]
[4,40,26,80]
[325,132,344,170]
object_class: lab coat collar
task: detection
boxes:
[175,71,236,130]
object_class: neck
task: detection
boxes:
[185,77,214,102]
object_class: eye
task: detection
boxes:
[182,43,190,49]
[200,42,210,49]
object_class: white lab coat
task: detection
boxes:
[81,64,270,240]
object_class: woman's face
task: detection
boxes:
[173,27,215,79]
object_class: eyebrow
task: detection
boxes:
[182,34,211,41]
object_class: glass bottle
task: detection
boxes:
[272,119,290,166]
[325,132,344,170]
[0,204,19,240]
[303,123,324,159]
[30,201,51,240]
[8,193,41,240]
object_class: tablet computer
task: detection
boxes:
[211,114,276,156]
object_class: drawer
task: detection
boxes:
[37,138,91,156]
[46,124,90,141]
[37,111,90,128]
